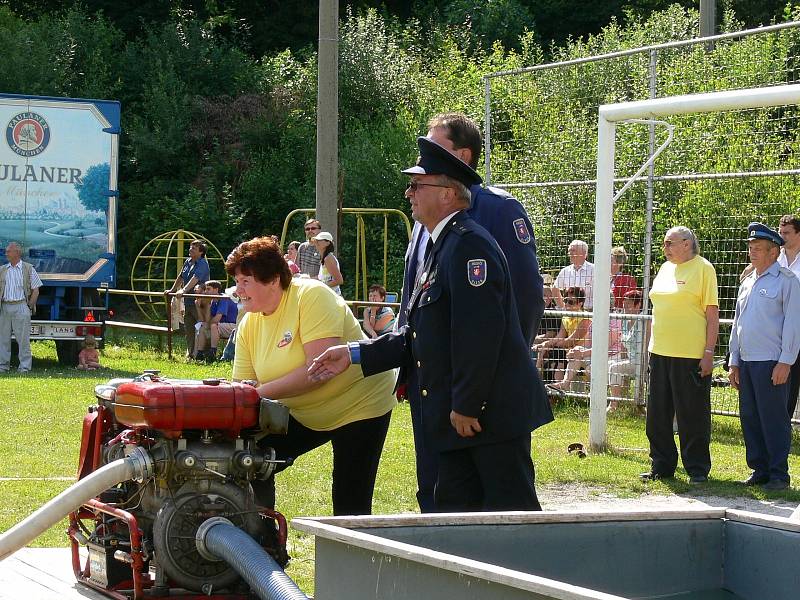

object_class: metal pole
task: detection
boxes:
[484,76,492,185]
[700,0,716,39]
[637,49,658,407]
[316,0,339,245]
[589,116,616,451]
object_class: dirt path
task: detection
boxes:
[538,482,800,518]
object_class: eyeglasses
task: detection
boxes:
[662,238,687,247]
[564,298,580,305]
[305,226,320,232]
[406,181,451,193]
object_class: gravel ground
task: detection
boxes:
[538,482,800,519]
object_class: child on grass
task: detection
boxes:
[77,334,102,370]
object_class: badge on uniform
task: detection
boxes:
[277,331,293,348]
[468,259,487,287]
[513,218,531,244]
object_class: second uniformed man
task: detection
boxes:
[308,136,553,512]
[729,222,800,491]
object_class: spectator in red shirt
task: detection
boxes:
[611,246,637,310]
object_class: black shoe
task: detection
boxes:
[763,479,790,491]
[205,351,217,364]
[688,475,708,485]
[640,471,673,482]
[741,474,769,486]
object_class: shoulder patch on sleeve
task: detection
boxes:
[467,259,488,286]
[779,266,796,278]
[513,218,532,244]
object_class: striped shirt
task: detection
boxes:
[2,261,43,302]
[297,242,321,277]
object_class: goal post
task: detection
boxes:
[589,83,800,451]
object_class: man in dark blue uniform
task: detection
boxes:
[309,137,553,512]
[397,112,544,511]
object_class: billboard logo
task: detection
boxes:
[6,112,50,157]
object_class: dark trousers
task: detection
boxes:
[435,434,541,512]
[254,410,392,516]
[787,355,800,420]
[408,369,439,513]
[647,354,711,478]
[183,303,199,357]
[739,361,791,483]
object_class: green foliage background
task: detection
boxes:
[0,2,795,299]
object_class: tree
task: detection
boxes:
[75,162,110,215]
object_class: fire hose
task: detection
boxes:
[196,517,308,600]
[0,448,153,561]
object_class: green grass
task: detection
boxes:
[2,339,800,594]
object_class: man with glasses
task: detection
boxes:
[400,113,543,345]
[643,226,718,485]
[397,112,544,512]
[309,136,553,513]
[297,218,322,277]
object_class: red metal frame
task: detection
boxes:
[69,498,289,600]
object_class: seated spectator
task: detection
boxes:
[362,284,396,338]
[608,289,650,411]
[196,280,238,362]
[610,246,637,310]
[77,334,102,370]
[556,240,594,309]
[285,240,301,275]
[532,286,590,384]
[534,273,564,344]
[220,287,244,362]
[311,231,344,295]
[548,318,623,394]
[192,283,211,359]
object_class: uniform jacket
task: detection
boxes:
[399,185,543,344]
[361,211,552,452]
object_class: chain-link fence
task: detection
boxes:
[484,22,800,426]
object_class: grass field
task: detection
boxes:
[2,339,800,594]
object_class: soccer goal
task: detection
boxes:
[589,84,800,450]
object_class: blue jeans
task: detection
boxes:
[220,328,236,361]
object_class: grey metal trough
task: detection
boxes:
[292,508,800,599]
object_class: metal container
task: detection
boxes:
[114,378,260,438]
[293,508,800,599]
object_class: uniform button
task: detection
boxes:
[412,332,417,339]
[422,389,428,397]
[416,361,421,367]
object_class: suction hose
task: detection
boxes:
[196,517,307,600]
[0,447,153,561]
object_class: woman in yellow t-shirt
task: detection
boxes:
[642,226,719,485]
[227,236,396,516]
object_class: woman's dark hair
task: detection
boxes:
[319,240,335,262]
[564,286,586,304]
[225,236,292,289]
[779,214,800,233]
[368,284,387,299]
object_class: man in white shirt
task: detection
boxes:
[0,242,43,373]
[778,215,800,420]
[555,239,594,309]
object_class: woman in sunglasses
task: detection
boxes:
[532,286,590,387]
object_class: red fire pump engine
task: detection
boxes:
[64,371,298,599]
